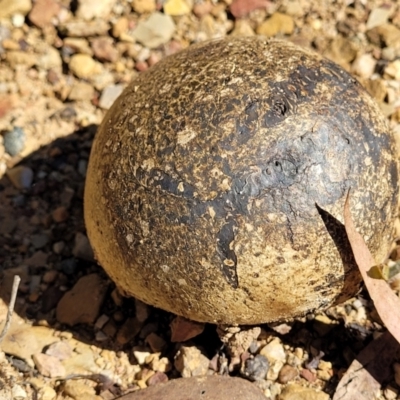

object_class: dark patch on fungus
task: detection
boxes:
[216,217,238,288]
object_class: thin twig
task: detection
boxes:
[0,275,21,345]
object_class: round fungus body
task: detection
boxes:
[85,37,399,325]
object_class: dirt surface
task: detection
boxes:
[1,0,400,399]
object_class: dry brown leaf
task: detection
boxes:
[343,192,400,343]
[333,331,398,400]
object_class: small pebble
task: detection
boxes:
[60,258,77,275]
[3,126,25,156]
[164,0,192,16]
[259,338,286,363]
[31,233,49,249]
[6,166,33,189]
[78,159,87,177]
[32,353,66,378]
[99,84,125,109]
[170,316,205,342]
[278,364,299,384]
[45,341,73,361]
[132,12,175,49]
[132,0,156,14]
[72,232,94,261]
[243,354,269,381]
[95,314,110,329]
[12,13,25,28]
[133,346,151,365]
[174,346,210,378]
[52,241,65,254]
[11,385,27,400]
[52,206,69,223]
[95,331,108,341]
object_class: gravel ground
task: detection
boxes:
[1,0,400,399]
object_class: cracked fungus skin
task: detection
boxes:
[85,37,399,324]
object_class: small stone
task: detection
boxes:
[95,314,109,329]
[59,20,110,37]
[259,338,286,363]
[267,360,284,381]
[64,37,92,55]
[352,54,376,79]
[150,356,172,373]
[381,46,396,61]
[72,232,94,261]
[0,0,32,18]
[60,258,77,275]
[91,37,119,62]
[68,82,95,102]
[230,0,269,18]
[3,126,25,156]
[385,60,400,81]
[56,274,108,326]
[279,384,329,400]
[132,0,156,14]
[53,241,65,254]
[170,316,205,342]
[366,6,393,30]
[112,17,129,38]
[146,332,166,352]
[11,13,25,27]
[243,354,269,381]
[99,84,125,109]
[69,54,102,79]
[147,371,168,386]
[132,12,175,49]
[6,165,33,189]
[42,270,58,284]
[45,341,73,361]
[95,331,108,341]
[257,12,294,37]
[278,364,299,384]
[193,1,212,18]
[300,368,317,382]
[30,233,49,249]
[11,385,27,400]
[133,346,151,365]
[164,0,192,16]
[28,0,61,28]
[33,353,66,378]
[384,386,398,400]
[52,206,69,223]
[76,0,116,21]
[174,346,210,378]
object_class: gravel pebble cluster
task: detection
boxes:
[1,0,400,399]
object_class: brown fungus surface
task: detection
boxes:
[84,37,399,325]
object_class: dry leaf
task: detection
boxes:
[343,192,400,343]
[333,331,398,400]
